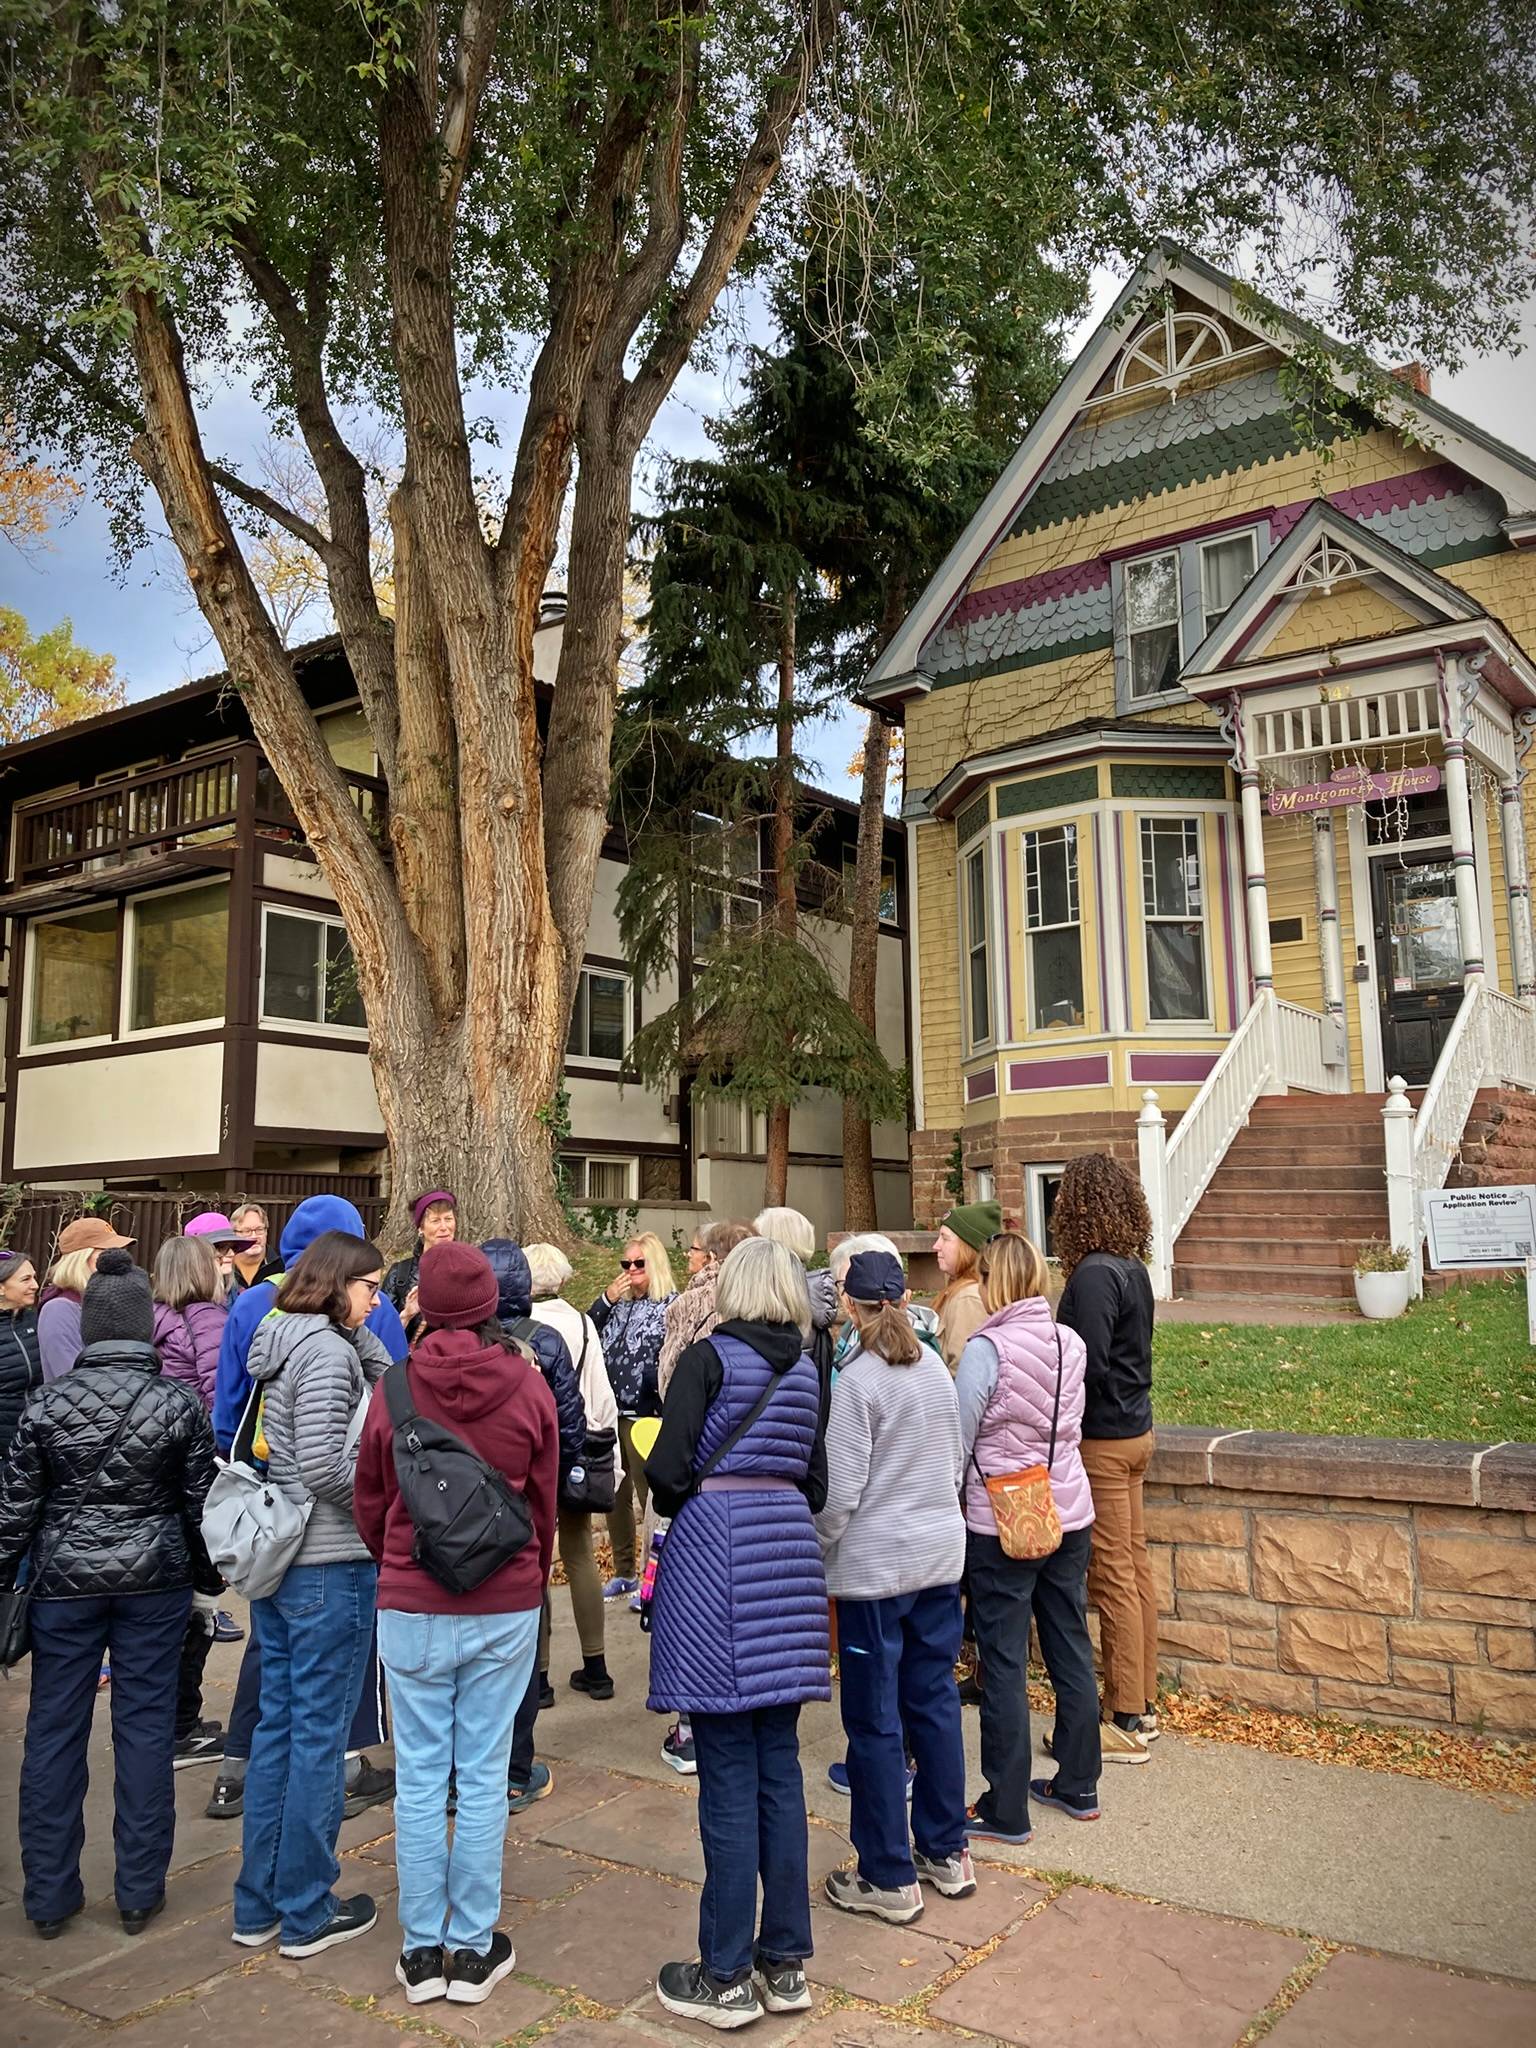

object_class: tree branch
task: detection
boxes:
[0,312,142,433]
[208,465,333,556]
[439,0,506,220]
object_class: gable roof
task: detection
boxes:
[865,242,1536,707]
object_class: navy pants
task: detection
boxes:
[966,1526,1101,1835]
[226,1615,386,1760]
[21,1588,192,1922]
[837,1583,968,1888]
[691,1705,814,1987]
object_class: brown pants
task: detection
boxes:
[557,1505,606,1661]
[607,1416,652,1580]
[1081,1431,1159,1716]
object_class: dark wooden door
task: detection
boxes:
[1372,853,1463,1084]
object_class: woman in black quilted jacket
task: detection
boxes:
[0,1249,42,1459]
[0,1250,219,1941]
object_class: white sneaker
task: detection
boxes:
[912,1848,977,1898]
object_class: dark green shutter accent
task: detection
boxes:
[996,768,1099,817]
[1109,764,1229,801]
[954,794,991,845]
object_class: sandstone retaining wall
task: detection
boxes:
[1143,1429,1536,1734]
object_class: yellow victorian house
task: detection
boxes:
[869,245,1536,1305]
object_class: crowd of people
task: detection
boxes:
[0,1154,1160,2028]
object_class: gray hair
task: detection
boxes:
[524,1241,573,1298]
[828,1232,902,1284]
[716,1236,811,1340]
[753,1206,817,1263]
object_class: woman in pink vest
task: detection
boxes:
[955,1233,1100,1844]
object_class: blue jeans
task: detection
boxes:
[378,1607,540,1955]
[235,1559,377,1941]
[837,1583,967,1888]
[691,1705,813,1988]
[21,1588,191,1922]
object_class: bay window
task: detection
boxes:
[964,845,992,1047]
[1023,823,1083,1029]
[1140,816,1208,1021]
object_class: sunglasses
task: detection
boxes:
[620,1257,647,1271]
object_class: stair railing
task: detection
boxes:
[1139,987,1340,1298]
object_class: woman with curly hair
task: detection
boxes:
[1051,1154,1158,1765]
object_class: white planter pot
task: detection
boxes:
[1354,1268,1411,1320]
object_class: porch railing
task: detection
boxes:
[1139,987,1343,1298]
[1385,974,1536,1294]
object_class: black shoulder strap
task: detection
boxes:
[503,1316,539,1353]
[1045,1325,1063,1473]
[383,1360,423,1447]
[692,1345,786,1489]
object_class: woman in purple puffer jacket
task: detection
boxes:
[150,1237,228,1411]
[955,1232,1101,1846]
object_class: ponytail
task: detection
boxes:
[848,1298,922,1366]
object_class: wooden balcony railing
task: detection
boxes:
[12,741,387,886]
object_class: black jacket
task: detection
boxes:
[1056,1252,1155,1440]
[0,1307,42,1461]
[0,1339,220,1598]
[481,1239,587,1480]
[383,1247,421,1315]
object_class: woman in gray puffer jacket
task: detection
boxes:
[232,1230,391,1959]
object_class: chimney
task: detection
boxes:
[1388,362,1431,397]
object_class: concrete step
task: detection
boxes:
[1172,1259,1357,1301]
[1173,1233,1359,1266]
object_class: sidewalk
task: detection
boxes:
[3,1604,1533,2048]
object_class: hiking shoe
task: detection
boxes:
[912,1849,977,1897]
[205,1773,244,1819]
[661,1725,697,1775]
[826,1759,914,1799]
[445,1930,515,2004]
[753,1961,812,2012]
[539,1676,556,1710]
[956,1671,984,1706]
[1099,1718,1150,1765]
[33,1906,83,1940]
[569,1665,615,1700]
[824,1867,924,1925]
[1139,1709,1160,1741]
[212,1610,245,1643]
[656,1959,764,2029]
[1029,1776,1100,1821]
[965,1804,1034,1847]
[278,1894,377,1958]
[174,1720,225,1769]
[120,1898,165,1937]
[343,1757,396,1818]
[602,1576,638,1600]
[507,1761,553,1812]
[396,1946,448,2003]
[230,1921,279,1948]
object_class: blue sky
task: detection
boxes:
[3,271,1533,801]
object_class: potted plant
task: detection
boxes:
[1353,1240,1412,1320]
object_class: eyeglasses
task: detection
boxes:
[688,1243,705,1255]
[620,1258,647,1271]
[356,1280,382,1298]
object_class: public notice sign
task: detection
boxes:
[1267,763,1442,817]
[1422,1184,1536,1270]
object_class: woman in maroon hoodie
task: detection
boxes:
[354,1242,557,2011]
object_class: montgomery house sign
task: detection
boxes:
[1267,763,1442,817]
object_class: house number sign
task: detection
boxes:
[1267,763,1441,816]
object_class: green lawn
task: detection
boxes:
[1153,1278,1536,1441]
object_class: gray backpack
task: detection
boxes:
[201,1367,368,1598]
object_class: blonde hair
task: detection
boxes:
[934,1231,981,1315]
[701,1218,755,1264]
[154,1234,224,1311]
[980,1231,1050,1313]
[624,1233,676,1301]
[829,1231,902,1284]
[716,1237,811,1338]
[847,1297,922,1366]
[525,1241,573,1298]
[49,1248,98,1298]
[753,1206,817,1262]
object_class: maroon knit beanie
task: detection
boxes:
[417,1241,499,1331]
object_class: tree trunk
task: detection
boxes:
[842,706,893,1230]
[764,584,798,1209]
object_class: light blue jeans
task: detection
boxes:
[377,1607,540,1955]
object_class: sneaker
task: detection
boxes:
[1029,1776,1100,1821]
[1100,1718,1150,1765]
[661,1725,697,1775]
[507,1761,553,1813]
[602,1576,638,1600]
[539,1677,556,1711]
[826,1759,914,1799]
[912,1849,977,1898]
[174,1720,225,1769]
[230,1921,279,1948]
[445,1931,515,2005]
[278,1893,378,1958]
[343,1757,397,1818]
[570,1665,615,1701]
[965,1804,1034,1848]
[396,1946,448,2003]
[205,1774,244,1820]
[629,1591,644,1612]
[753,1961,812,2012]
[824,1867,924,1925]
[656,1959,764,2029]
[212,1610,246,1643]
[1139,1709,1160,1741]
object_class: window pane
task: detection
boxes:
[586,1159,629,1203]
[1125,552,1179,630]
[323,922,366,1029]
[264,912,323,1022]
[1027,825,1076,929]
[566,980,586,1056]
[131,885,227,1030]
[969,943,990,1043]
[1031,926,1084,1029]
[966,849,986,934]
[1201,532,1257,629]
[1129,624,1181,698]
[586,973,627,1060]
[1142,819,1202,919]
[1146,921,1208,1019]
[30,906,117,1045]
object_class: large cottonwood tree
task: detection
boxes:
[3,0,1535,1236]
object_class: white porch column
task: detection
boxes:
[1382,1076,1422,1296]
[1137,1089,1172,1300]
[1239,770,1274,993]
[1441,656,1486,982]
[1312,811,1349,1074]
[1501,776,1536,1000]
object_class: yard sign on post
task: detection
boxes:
[1421,1185,1536,1345]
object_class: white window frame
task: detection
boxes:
[1022,821,1084,1032]
[120,877,231,1041]
[963,842,994,1052]
[566,963,633,1066]
[971,1166,996,1203]
[1025,1162,1066,1260]
[1139,814,1212,1025]
[1120,548,1183,705]
[568,1154,638,1204]
[258,901,368,1039]
[1198,528,1259,638]
[22,901,120,1052]
[1113,524,1267,712]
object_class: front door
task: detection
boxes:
[1371,854,1464,1084]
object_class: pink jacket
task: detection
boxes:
[962,1296,1094,1535]
[150,1298,228,1412]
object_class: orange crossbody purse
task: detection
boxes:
[972,1327,1063,1561]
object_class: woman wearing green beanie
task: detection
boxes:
[932,1201,1000,1370]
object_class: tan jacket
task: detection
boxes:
[937,1279,987,1372]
